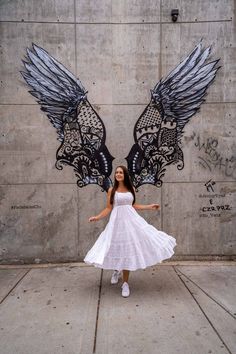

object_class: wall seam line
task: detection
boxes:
[1,102,236,106]
[160,0,163,231]
[1,180,235,186]
[0,20,232,25]
[74,0,80,260]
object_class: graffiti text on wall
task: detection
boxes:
[11,205,42,210]
[194,134,236,179]
[199,181,233,218]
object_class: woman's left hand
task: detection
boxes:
[149,204,160,210]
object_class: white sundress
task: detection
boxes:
[84,191,177,271]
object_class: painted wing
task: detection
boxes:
[21,44,114,191]
[126,42,220,189]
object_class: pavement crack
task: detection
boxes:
[93,269,103,354]
[176,267,236,319]
[0,269,31,305]
[173,266,232,354]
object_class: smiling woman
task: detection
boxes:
[84,165,177,298]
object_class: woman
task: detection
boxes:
[84,166,176,297]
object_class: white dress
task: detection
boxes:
[84,191,177,271]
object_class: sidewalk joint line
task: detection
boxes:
[176,267,236,319]
[173,266,232,354]
[93,269,103,353]
[0,269,31,305]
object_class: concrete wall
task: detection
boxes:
[0,0,235,264]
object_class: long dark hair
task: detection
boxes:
[110,165,135,205]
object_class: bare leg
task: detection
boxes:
[123,269,130,283]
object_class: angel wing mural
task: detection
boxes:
[21,44,114,191]
[21,42,220,192]
[126,42,220,189]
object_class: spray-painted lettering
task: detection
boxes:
[194,134,236,179]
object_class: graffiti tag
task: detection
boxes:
[11,205,42,210]
[194,134,236,179]
[198,182,233,218]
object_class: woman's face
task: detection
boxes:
[115,167,124,182]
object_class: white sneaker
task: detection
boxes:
[121,282,130,297]
[111,270,121,284]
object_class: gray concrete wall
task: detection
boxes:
[0,0,235,264]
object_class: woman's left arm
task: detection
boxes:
[133,203,160,211]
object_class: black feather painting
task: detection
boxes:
[21,44,114,191]
[126,42,220,189]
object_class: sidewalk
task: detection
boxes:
[0,261,235,354]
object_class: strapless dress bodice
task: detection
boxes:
[114,192,133,207]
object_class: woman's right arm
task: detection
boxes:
[89,187,113,222]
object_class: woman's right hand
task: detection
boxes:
[89,216,99,222]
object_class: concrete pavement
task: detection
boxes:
[0,261,235,354]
